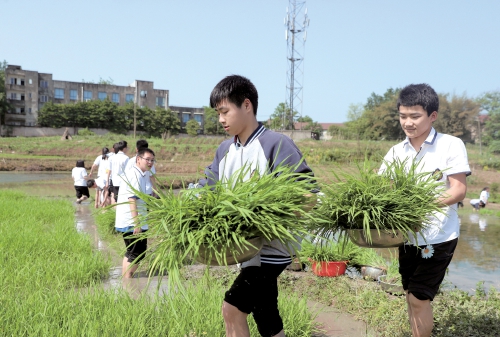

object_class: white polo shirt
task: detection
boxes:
[108,151,129,187]
[115,165,149,231]
[379,127,471,246]
[93,154,112,178]
[125,155,156,195]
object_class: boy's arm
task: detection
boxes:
[438,173,467,206]
[128,197,142,234]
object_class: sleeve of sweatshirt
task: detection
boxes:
[198,140,231,187]
[266,133,313,175]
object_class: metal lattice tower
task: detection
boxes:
[284,0,309,130]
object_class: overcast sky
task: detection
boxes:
[2,0,499,122]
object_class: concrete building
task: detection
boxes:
[4,64,205,130]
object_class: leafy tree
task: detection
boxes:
[269,102,297,130]
[296,115,313,123]
[38,101,66,128]
[0,60,12,126]
[476,91,500,144]
[203,106,225,135]
[143,107,180,138]
[434,93,480,141]
[343,103,369,140]
[186,119,200,136]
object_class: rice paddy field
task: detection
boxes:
[1,134,500,336]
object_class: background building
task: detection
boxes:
[4,65,204,130]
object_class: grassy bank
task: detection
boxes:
[0,190,317,336]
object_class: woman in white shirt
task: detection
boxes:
[71,160,89,204]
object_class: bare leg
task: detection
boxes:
[122,257,139,279]
[222,301,250,337]
[94,189,100,208]
[407,292,433,337]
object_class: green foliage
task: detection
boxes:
[77,127,95,136]
[203,105,225,135]
[349,247,387,268]
[140,162,319,292]
[269,102,298,130]
[185,118,200,136]
[300,238,359,262]
[317,158,445,243]
[296,115,313,123]
[0,60,11,126]
[434,93,480,141]
[477,91,500,144]
[489,140,500,154]
[142,107,180,138]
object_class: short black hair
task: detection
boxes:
[209,75,258,115]
[397,84,439,116]
[86,179,95,188]
[137,148,155,158]
[136,139,148,151]
[112,143,119,154]
[76,160,85,168]
[117,140,128,152]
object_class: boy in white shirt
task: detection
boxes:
[107,140,129,203]
[379,84,470,337]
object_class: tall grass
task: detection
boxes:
[0,189,316,336]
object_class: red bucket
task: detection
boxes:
[311,260,348,277]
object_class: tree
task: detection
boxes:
[143,107,180,139]
[203,106,225,135]
[476,91,500,144]
[269,102,298,130]
[434,93,480,141]
[0,60,12,126]
[296,115,313,123]
[186,119,200,136]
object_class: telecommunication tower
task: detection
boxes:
[284,0,309,130]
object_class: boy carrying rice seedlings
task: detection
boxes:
[198,75,314,337]
[115,148,155,278]
[378,84,470,337]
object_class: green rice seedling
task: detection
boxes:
[300,237,359,264]
[316,157,445,245]
[134,162,320,292]
[350,248,387,269]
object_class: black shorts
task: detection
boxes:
[122,231,147,263]
[74,186,90,198]
[113,186,120,202]
[399,238,458,301]
[224,263,288,337]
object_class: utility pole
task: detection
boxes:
[478,116,482,155]
[134,80,137,139]
[285,0,309,131]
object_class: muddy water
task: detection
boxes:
[1,171,499,293]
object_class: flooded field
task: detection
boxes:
[1,171,499,293]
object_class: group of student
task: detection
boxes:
[71,139,157,280]
[73,75,470,337]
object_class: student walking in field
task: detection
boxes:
[198,75,314,337]
[72,160,90,204]
[470,186,490,211]
[107,141,129,204]
[89,147,111,208]
[379,84,470,337]
[126,139,157,196]
[115,148,155,278]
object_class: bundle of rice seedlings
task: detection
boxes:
[136,162,319,291]
[350,247,387,269]
[299,237,359,263]
[316,157,445,245]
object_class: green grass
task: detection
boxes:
[0,189,317,336]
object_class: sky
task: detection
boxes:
[2,0,500,123]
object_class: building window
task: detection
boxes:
[112,93,120,103]
[10,78,16,84]
[40,80,48,88]
[156,97,165,107]
[29,108,32,114]
[98,92,107,101]
[70,90,77,100]
[29,79,32,85]
[140,90,147,98]
[126,94,134,103]
[9,93,17,100]
[29,93,32,98]
[55,88,64,99]
[40,95,48,102]
[84,91,92,101]
[182,113,190,123]
[194,114,202,125]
